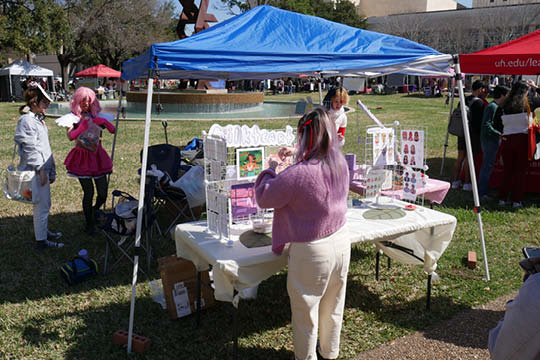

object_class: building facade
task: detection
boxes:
[354,0,457,17]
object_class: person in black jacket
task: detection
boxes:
[461,80,488,192]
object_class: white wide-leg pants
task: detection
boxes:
[287,225,350,360]
[32,176,51,241]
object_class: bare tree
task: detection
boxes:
[370,4,540,54]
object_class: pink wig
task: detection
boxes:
[295,107,347,184]
[70,87,102,117]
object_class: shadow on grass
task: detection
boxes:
[0,211,174,304]
[16,276,295,359]
[421,307,505,349]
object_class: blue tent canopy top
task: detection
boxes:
[122,5,452,80]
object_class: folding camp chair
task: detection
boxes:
[99,190,156,275]
[142,144,183,182]
[142,144,198,239]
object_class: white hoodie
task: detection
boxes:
[328,106,347,146]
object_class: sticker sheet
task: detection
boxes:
[400,129,424,169]
[365,168,386,198]
[401,166,424,202]
[371,128,395,166]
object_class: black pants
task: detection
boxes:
[78,176,108,228]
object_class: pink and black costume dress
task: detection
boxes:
[64,114,115,178]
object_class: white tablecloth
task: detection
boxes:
[174,197,457,303]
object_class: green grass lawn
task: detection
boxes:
[1,92,538,359]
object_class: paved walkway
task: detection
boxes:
[352,292,517,360]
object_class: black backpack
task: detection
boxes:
[448,97,478,137]
[60,256,98,285]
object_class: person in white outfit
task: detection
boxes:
[14,83,63,250]
[324,87,349,147]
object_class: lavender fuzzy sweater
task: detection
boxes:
[255,159,349,255]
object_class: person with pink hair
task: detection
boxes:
[255,108,350,360]
[64,87,115,234]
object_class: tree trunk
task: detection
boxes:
[57,54,71,92]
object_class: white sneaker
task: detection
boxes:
[498,200,508,206]
[512,202,523,208]
[462,183,473,191]
[451,180,462,189]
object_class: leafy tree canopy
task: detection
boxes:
[219,0,366,29]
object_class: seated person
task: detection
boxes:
[488,258,540,359]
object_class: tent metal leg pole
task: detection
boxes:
[454,58,490,281]
[127,77,154,354]
[426,274,432,310]
[476,211,490,280]
[110,84,123,165]
[318,78,323,105]
[440,77,455,176]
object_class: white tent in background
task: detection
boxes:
[0,59,54,101]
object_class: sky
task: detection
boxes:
[454,0,473,7]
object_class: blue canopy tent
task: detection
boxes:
[122,5,452,80]
[120,5,487,353]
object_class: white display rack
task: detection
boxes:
[202,124,296,241]
[355,123,428,207]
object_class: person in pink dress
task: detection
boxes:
[64,87,115,234]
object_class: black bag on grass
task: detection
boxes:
[60,256,98,285]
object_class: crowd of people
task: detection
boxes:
[451,78,540,208]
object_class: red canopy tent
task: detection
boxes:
[460,29,540,75]
[74,64,121,78]
[459,29,540,193]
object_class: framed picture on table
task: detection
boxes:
[236,147,264,180]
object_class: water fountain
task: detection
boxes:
[126,89,265,114]
[46,89,304,121]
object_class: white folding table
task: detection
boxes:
[174,196,457,304]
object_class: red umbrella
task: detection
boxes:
[74,64,121,78]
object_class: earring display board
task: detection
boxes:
[355,124,428,208]
[400,129,424,169]
[370,127,395,166]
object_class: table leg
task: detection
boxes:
[232,290,239,360]
[387,257,391,269]
[375,251,380,281]
[196,271,201,328]
[426,274,432,311]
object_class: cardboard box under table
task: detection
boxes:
[158,255,214,319]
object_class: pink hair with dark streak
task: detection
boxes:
[70,86,102,117]
[295,107,348,185]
